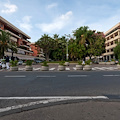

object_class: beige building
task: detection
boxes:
[103,23,120,61]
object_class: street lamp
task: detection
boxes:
[65,34,70,61]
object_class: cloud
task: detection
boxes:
[87,14,120,33]
[47,3,58,9]
[36,11,73,33]
[1,3,17,14]
[19,16,33,32]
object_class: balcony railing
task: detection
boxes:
[5,30,21,39]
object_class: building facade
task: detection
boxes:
[103,23,120,61]
[30,43,45,59]
[0,16,34,60]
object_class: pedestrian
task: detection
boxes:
[11,56,14,61]
[5,55,10,69]
[0,61,2,69]
[82,60,85,65]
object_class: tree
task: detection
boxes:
[73,27,105,60]
[0,30,10,58]
[35,34,55,61]
[114,42,120,59]
[50,35,67,61]
[88,32,105,58]
[73,26,94,60]
[8,41,18,58]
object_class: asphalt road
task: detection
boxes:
[0,71,120,119]
[0,71,120,97]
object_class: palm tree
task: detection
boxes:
[35,34,55,61]
[0,30,10,58]
[8,41,18,58]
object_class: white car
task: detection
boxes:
[18,60,23,65]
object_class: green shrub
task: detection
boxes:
[111,59,115,61]
[10,60,18,67]
[78,61,82,65]
[59,61,65,66]
[41,61,49,66]
[118,59,120,65]
[1,59,6,64]
[85,59,92,65]
[26,60,32,66]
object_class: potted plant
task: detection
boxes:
[76,61,83,70]
[58,61,65,71]
[64,60,70,66]
[117,59,120,69]
[41,61,49,71]
[25,60,33,71]
[83,59,92,71]
[10,60,18,71]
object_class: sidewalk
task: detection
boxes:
[0,101,120,120]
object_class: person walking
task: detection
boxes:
[0,61,2,69]
[6,55,10,69]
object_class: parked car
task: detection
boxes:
[35,60,42,63]
[18,60,23,65]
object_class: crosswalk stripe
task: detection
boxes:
[0,67,119,71]
[66,67,70,70]
[49,68,55,71]
[73,67,76,70]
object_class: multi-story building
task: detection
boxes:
[103,23,120,61]
[30,43,45,59]
[0,16,34,60]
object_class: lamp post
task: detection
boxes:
[66,38,69,61]
[65,34,70,61]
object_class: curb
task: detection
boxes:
[0,96,109,117]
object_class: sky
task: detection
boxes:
[0,0,120,42]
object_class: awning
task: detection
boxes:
[5,52,45,60]
[17,56,34,60]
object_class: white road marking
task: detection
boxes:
[68,75,88,77]
[49,68,55,71]
[0,96,108,100]
[66,67,70,70]
[33,68,41,71]
[73,67,76,70]
[92,67,118,71]
[4,75,26,78]
[0,96,109,113]
[103,75,120,77]
[36,76,56,78]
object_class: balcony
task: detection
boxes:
[103,52,114,56]
[20,44,30,49]
[5,30,21,39]
[10,36,17,42]
[17,47,33,54]
[106,44,117,50]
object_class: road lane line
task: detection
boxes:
[36,76,56,78]
[0,96,108,100]
[103,75,120,77]
[4,75,26,78]
[68,75,88,77]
